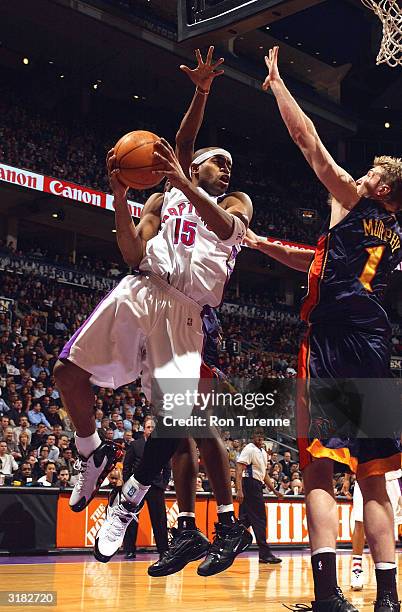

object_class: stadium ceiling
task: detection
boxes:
[0,0,400,149]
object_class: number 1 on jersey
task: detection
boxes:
[359,245,386,292]
[173,218,197,247]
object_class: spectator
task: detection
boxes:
[95,408,104,428]
[17,431,31,463]
[196,475,204,492]
[28,401,51,428]
[37,461,57,486]
[45,403,64,428]
[13,415,32,444]
[123,408,134,431]
[0,395,10,416]
[278,476,292,496]
[13,461,34,485]
[280,451,293,479]
[55,467,72,488]
[113,418,125,440]
[0,415,11,437]
[39,434,60,462]
[31,422,49,448]
[290,479,303,495]
[122,430,133,449]
[57,447,77,475]
[0,440,18,475]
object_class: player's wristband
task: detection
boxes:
[220,215,247,246]
[196,86,210,96]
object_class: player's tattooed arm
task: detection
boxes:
[153,138,252,241]
[244,229,315,272]
[176,46,224,178]
[263,47,359,209]
[107,149,163,267]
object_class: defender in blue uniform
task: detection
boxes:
[299,196,402,475]
[254,46,402,612]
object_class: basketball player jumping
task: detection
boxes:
[54,49,253,566]
[147,50,253,578]
[247,46,402,612]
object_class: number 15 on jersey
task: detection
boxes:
[173,218,197,247]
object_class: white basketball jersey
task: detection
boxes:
[140,187,240,307]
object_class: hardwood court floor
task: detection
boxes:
[1,551,401,611]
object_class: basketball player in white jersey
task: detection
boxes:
[54,100,253,563]
[342,470,402,591]
[145,47,253,578]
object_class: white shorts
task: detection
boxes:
[352,478,402,525]
[60,273,204,414]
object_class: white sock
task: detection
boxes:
[178,512,195,517]
[217,504,234,513]
[352,555,363,572]
[122,476,150,506]
[311,547,336,556]
[75,431,101,458]
[375,562,397,570]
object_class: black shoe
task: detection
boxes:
[259,553,282,564]
[197,522,252,577]
[124,552,136,560]
[147,528,210,577]
[374,593,401,612]
[311,587,359,611]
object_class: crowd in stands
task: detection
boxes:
[0,85,328,245]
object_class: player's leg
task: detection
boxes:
[148,438,210,577]
[350,522,365,590]
[350,481,365,591]
[54,360,122,512]
[95,293,203,563]
[195,434,253,576]
[172,438,198,530]
[303,458,358,611]
[54,276,149,512]
[358,476,399,611]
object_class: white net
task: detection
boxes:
[361,0,402,67]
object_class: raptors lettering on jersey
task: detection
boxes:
[140,187,241,307]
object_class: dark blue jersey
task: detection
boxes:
[301,198,402,334]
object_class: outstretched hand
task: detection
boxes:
[180,45,224,92]
[106,148,128,200]
[262,46,281,92]
[152,139,188,190]
[243,229,263,249]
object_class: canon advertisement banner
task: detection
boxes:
[1,162,401,270]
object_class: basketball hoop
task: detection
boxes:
[361,0,402,67]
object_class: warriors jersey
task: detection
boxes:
[301,198,402,334]
[140,187,241,307]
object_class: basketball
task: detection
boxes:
[113,130,164,190]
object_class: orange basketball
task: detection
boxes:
[113,130,164,190]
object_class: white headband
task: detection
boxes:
[190,148,232,176]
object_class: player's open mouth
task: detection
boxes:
[220,175,230,184]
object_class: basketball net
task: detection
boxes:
[361,0,402,67]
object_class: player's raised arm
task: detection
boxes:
[263,47,359,209]
[176,46,224,177]
[244,229,315,272]
[107,149,163,268]
[153,139,252,241]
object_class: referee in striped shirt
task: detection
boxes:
[236,431,282,564]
